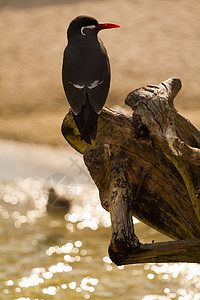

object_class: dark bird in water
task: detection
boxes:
[62,15,120,144]
[47,188,71,216]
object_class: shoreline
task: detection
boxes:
[0,107,199,147]
[1,1,200,147]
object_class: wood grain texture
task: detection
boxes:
[62,78,200,264]
[110,239,200,265]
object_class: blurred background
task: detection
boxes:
[0,0,200,299]
[0,0,200,144]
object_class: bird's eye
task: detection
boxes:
[81,25,96,36]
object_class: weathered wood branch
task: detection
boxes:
[110,239,200,265]
[62,78,200,265]
[125,78,200,220]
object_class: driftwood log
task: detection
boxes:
[62,78,200,265]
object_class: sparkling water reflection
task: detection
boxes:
[0,144,200,299]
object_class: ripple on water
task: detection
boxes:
[1,177,200,299]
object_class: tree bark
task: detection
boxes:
[112,239,200,265]
[62,78,200,265]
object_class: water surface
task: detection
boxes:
[0,141,200,300]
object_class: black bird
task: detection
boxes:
[47,188,71,216]
[62,15,120,144]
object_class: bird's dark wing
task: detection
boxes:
[86,78,110,114]
[84,39,110,114]
[62,39,110,115]
[62,44,87,115]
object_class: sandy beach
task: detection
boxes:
[1,0,200,145]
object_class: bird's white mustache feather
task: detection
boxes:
[81,25,96,36]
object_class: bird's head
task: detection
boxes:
[67,15,120,40]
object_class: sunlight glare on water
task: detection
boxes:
[0,152,200,299]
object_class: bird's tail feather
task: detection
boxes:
[73,94,98,145]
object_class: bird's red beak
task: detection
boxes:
[96,22,120,31]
